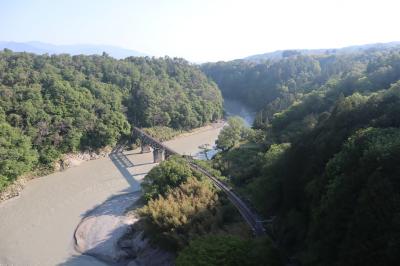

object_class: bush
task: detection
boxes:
[176,235,283,266]
[0,123,38,190]
[141,156,193,200]
[139,177,221,250]
[216,117,246,151]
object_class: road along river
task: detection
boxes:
[0,123,223,266]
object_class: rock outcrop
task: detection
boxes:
[74,192,173,265]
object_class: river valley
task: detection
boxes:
[223,98,256,127]
[0,101,254,266]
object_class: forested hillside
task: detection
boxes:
[202,50,388,125]
[137,156,281,265]
[2,46,400,265]
[0,50,222,190]
[207,49,400,265]
[243,42,400,62]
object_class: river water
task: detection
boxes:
[223,98,256,127]
[0,98,254,266]
[0,127,224,266]
[194,98,256,160]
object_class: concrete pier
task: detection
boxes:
[141,145,151,153]
[153,149,165,163]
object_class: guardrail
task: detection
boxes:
[132,127,178,155]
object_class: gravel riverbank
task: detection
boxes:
[0,122,224,266]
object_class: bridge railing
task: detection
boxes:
[132,127,179,155]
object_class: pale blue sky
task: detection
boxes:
[1,0,399,62]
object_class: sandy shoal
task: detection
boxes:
[0,123,222,266]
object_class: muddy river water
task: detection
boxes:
[0,100,254,265]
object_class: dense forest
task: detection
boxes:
[204,48,400,265]
[2,46,400,265]
[202,49,399,126]
[0,50,223,190]
[137,156,282,265]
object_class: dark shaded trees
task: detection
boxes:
[208,49,400,265]
[176,235,283,266]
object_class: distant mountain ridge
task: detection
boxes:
[0,41,148,59]
[244,41,400,62]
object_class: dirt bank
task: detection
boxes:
[0,148,112,203]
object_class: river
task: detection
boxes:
[194,98,256,159]
[223,98,256,127]
[0,99,254,266]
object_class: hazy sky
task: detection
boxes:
[1,0,399,62]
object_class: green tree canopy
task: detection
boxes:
[176,236,283,266]
[216,116,246,151]
[0,51,223,190]
[139,176,221,250]
[0,123,38,189]
[141,156,193,200]
[207,48,400,265]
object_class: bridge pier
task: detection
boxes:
[141,144,151,153]
[153,149,165,163]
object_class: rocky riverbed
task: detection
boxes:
[74,192,174,266]
[0,122,223,266]
[0,147,112,203]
